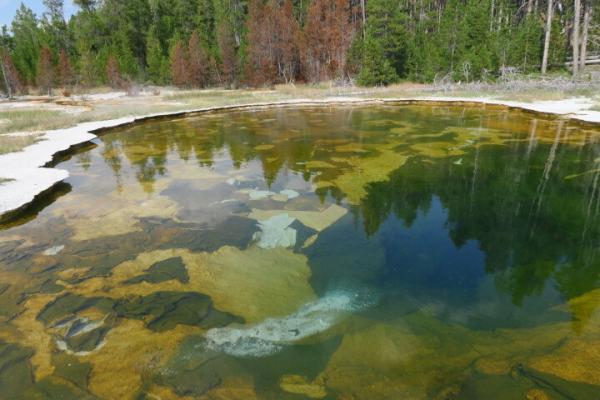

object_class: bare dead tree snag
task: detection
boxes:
[579,0,591,73]
[541,0,553,74]
[572,0,581,76]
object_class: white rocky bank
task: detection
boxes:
[1,96,600,218]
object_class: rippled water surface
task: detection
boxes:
[1,104,600,399]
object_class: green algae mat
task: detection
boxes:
[1,104,600,399]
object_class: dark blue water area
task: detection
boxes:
[377,196,486,297]
[305,195,569,331]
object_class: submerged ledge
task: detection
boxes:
[1,96,599,219]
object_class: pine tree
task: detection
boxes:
[246,0,300,86]
[2,0,596,89]
[146,27,165,84]
[364,0,409,77]
[548,9,566,70]
[275,0,301,83]
[37,46,54,95]
[357,34,398,86]
[42,0,70,52]
[170,40,189,87]
[73,0,97,12]
[196,0,215,47]
[510,13,543,72]
[216,23,237,87]
[11,5,42,86]
[457,0,494,80]
[174,0,198,38]
[106,55,122,89]
[303,0,356,82]
[408,21,441,82]
[114,31,139,80]
[0,48,22,98]
[346,35,364,77]
[188,30,209,88]
[57,48,73,86]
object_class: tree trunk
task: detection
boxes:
[541,0,553,74]
[572,0,581,76]
[579,0,591,72]
[360,0,366,39]
[527,0,534,14]
[490,0,495,31]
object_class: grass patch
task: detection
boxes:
[0,110,76,134]
[0,134,43,155]
[0,178,14,185]
[497,88,600,103]
[165,88,295,106]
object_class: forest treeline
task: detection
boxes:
[0,0,598,95]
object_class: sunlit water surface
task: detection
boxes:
[1,105,600,399]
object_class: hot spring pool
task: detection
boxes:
[1,104,599,399]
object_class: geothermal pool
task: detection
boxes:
[0,104,599,399]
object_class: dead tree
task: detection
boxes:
[572,0,581,75]
[37,47,55,96]
[579,0,592,72]
[1,48,21,99]
[541,0,553,74]
[0,51,11,99]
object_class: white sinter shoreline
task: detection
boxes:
[1,96,600,218]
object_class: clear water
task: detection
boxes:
[1,104,599,399]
